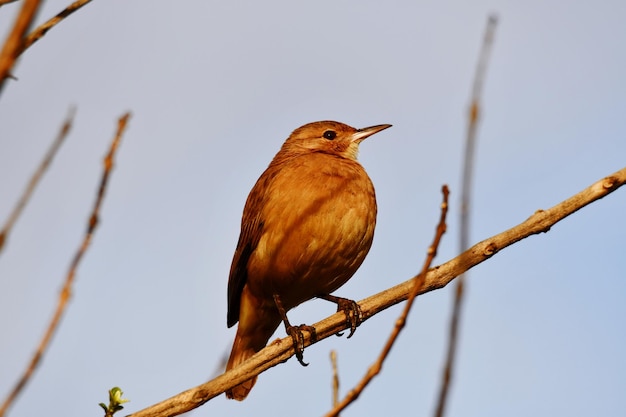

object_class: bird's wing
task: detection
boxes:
[226,172,271,328]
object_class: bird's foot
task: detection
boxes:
[273,294,318,366]
[319,295,362,338]
[286,324,317,366]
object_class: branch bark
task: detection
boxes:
[128,166,626,417]
[0,0,42,94]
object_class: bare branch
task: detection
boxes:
[0,0,94,92]
[435,14,498,417]
[0,108,75,255]
[0,113,131,417]
[21,0,94,54]
[127,166,626,417]
[330,350,339,409]
[0,0,42,94]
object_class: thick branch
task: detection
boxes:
[0,0,42,94]
[128,166,626,417]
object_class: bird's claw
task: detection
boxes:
[334,298,362,338]
[286,324,317,366]
[318,294,363,338]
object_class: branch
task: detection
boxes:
[20,0,94,54]
[0,0,94,93]
[0,0,42,94]
[330,350,339,409]
[127,166,626,417]
[325,185,450,416]
[0,113,131,417]
[435,14,498,417]
[0,108,75,255]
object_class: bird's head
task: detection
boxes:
[279,121,392,161]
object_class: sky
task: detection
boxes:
[1,1,625,416]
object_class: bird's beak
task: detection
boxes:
[351,124,392,143]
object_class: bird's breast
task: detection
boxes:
[245,153,376,309]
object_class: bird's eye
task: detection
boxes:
[323,130,336,140]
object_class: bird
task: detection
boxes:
[225,120,391,400]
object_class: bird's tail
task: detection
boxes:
[225,295,281,400]
[225,330,261,400]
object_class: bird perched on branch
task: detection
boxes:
[225,120,392,400]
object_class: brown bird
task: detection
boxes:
[225,120,391,400]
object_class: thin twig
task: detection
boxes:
[0,0,42,94]
[20,0,94,54]
[330,350,340,409]
[0,113,131,417]
[127,166,626,417]
[0,108,75,255]
[325,185,450,417]
[434,15,498,417]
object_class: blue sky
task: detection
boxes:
[1,1,625,416]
